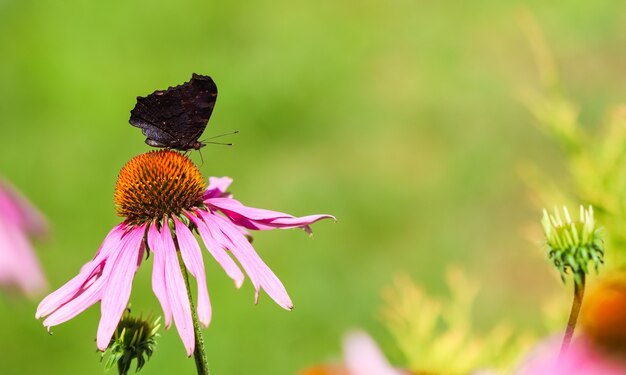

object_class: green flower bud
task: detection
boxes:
[101,308,161,375]
[542,205,604,285]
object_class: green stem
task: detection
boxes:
[177,251,211,375]
[559,273,585,360]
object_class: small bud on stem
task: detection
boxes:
[541,205,604,361]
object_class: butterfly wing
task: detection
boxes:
[129,74,218,150]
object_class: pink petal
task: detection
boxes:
[0,214,47,295]
[161,221,195,356]
[174,217,211,327]
[36,224,126,319]
[517,336,626,375]
[39,225,132,327]
[207,197,335,233]
[187,210,244,288]
[96,225,145,351]
[199,210,293,310]
[344,331,404,375]
[203,177,233,199]
[147,221,172,328]
[42,265,106,327]
[0,180,48,237]
[90,224,128,261]
[208,198,298,220]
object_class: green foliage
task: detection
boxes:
[381,268,534,374]
[521,11,626,267]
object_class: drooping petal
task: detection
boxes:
[37,265,99,320]
[199,210,293,310]
[90,224,128,261]
[260,215,336,228]
[161,221,195,356]
[207,197,299,220]
[187,210,244,288]
[207,197,335,233]
[97,225,145,351]
[39,226,131,327]
[203,176,233,200]
[36,224,127,319]
[174,217,211,327]
[42,264,107,327]
[147,221,172,328]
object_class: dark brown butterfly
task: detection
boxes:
[129,73,218,151]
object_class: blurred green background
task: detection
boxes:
[1,0,626,373]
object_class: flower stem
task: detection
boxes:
[559,273,586,360]
[177,251,211,375]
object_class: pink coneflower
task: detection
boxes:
[36,150,333,355]
[0,178,47,296]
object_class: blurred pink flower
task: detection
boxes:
[300,331,407,375]
[0,179,47,296]
[36,152,333,357]
[343,331,407,375]
[516,336,626,375]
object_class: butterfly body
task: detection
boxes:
[129,73,218,151]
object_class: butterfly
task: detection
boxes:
[129,73,218,151]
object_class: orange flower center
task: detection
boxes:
[114,150,206,224]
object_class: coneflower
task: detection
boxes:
[36,150,333,364]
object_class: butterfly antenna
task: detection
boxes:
[205,130,239,140]
[200,130,239,146]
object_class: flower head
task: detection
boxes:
[0,178,47,296]
[542,205,603,284]
[114,151,206,224]
[36,150,334,355]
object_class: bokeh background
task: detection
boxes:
[1,0,626,373]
